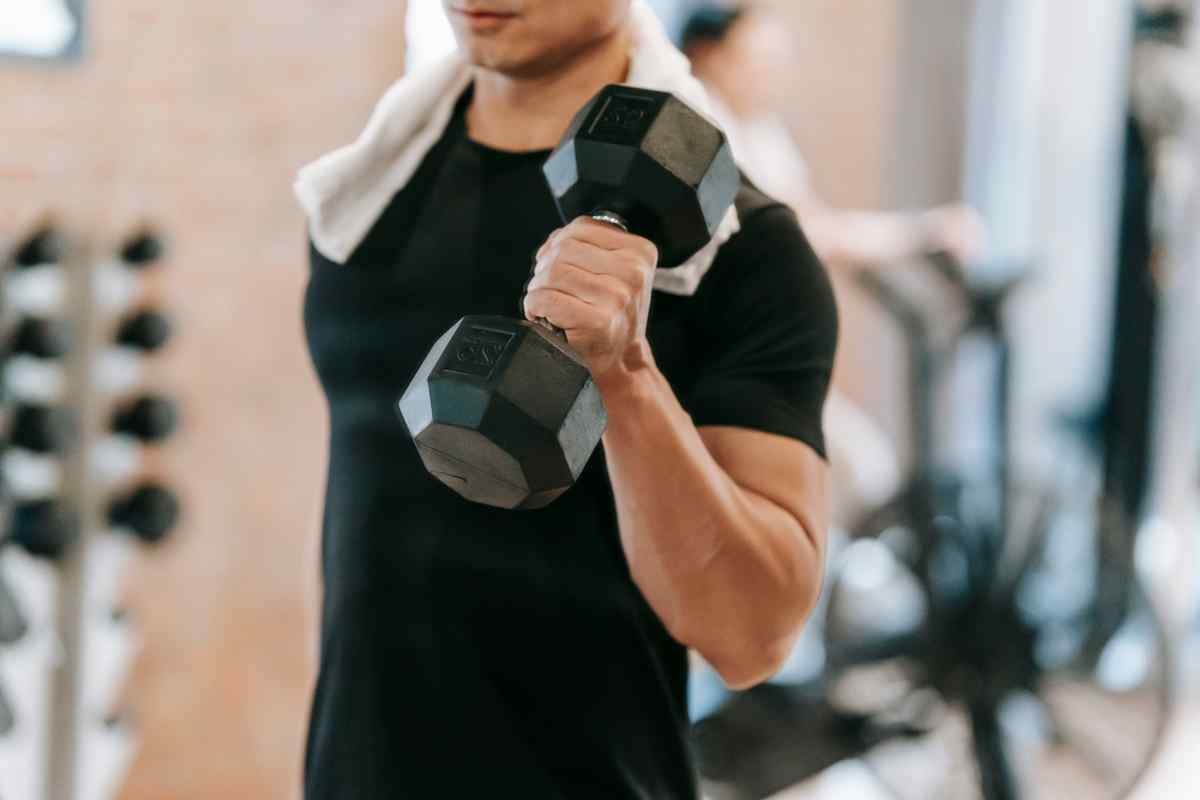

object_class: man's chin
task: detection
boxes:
[461,43,511,68]
[463,47,547,78]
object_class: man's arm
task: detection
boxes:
[600,364,827,689]
[794,196,986,271]
[718,113,983,269]
[524,214,833,689]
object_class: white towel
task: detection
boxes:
[293,0,740,297]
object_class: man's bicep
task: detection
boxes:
[683,203,838,457]
[698,425,829,553]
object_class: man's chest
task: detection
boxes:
[305,175,699,404]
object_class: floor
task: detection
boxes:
[768,678,1200,799]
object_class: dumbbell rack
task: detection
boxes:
[1,223,178,800]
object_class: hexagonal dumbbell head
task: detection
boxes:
[543,84,740,268]
[398,316,606,510]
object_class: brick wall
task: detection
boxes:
[2,3,406,798]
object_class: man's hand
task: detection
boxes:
[523,217,659,387]
[917,204,988,267]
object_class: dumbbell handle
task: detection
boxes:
[531,210,631,340]
[589,210,629,231]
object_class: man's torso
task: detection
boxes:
[301,92,728,799]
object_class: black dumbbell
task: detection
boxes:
[9,317,72,359]
[399,85,738,509]
[108,483,180,544]
[11,225,63,268]
[114,309,172,352]
[119,231,165,267]
[5,499,80,560]
[111,395,178,442]
[8,404,77,454]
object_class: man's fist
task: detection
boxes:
[523,217,658,385]
[918,204,988,268]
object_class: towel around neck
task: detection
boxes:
[293,0,741,297]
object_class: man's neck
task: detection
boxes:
[466,29,632,152]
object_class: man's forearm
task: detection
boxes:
[597,352,824,688]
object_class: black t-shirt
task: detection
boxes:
[301,90,837,799]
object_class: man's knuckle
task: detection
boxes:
[561,238,585,261]
[639,238,659,262]
[618,283,636,306]
[627,267,647,292]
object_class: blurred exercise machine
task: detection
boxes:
[695,253,1174,800]
[693,4,1199,798]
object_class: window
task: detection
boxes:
[1,0,84,62]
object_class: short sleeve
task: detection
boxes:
[682,203,838,459]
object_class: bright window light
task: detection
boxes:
[0,0,76,57]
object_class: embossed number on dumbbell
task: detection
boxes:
[447,328,515,379]
[590,95,657,144]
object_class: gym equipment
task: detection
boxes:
[0,623,57,797]
[76,713,138,800]
[9,404,77,454]
[108,484,180,544]
[8,318,72,360]
[118,232,164,267]
[5,500,80,560]
[96,231,167,316]
[79,606,137,732]
[2,222,180,800]
[0,572,28,644]
[399,84,738,509]
[0,678,13,737]
[94,310,173,395]
[114,310,171,352]
[693,256,1173,800]
[11,226,63,269]
[110,396,178,442]
[4,266,67,318]
[1,545,57,634]
[5,228,68,321]
[4,356,67,406]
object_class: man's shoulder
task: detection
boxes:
[692,175,836,332]
[732,177,781,221]
[707,176,824,286]
[724,176,813,258]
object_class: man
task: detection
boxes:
[295,1,836,796]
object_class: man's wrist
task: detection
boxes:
[911,210,940,254]
[594,339,661,407]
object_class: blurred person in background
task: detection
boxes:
[681,4,986,270]
[682,3,987,526]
